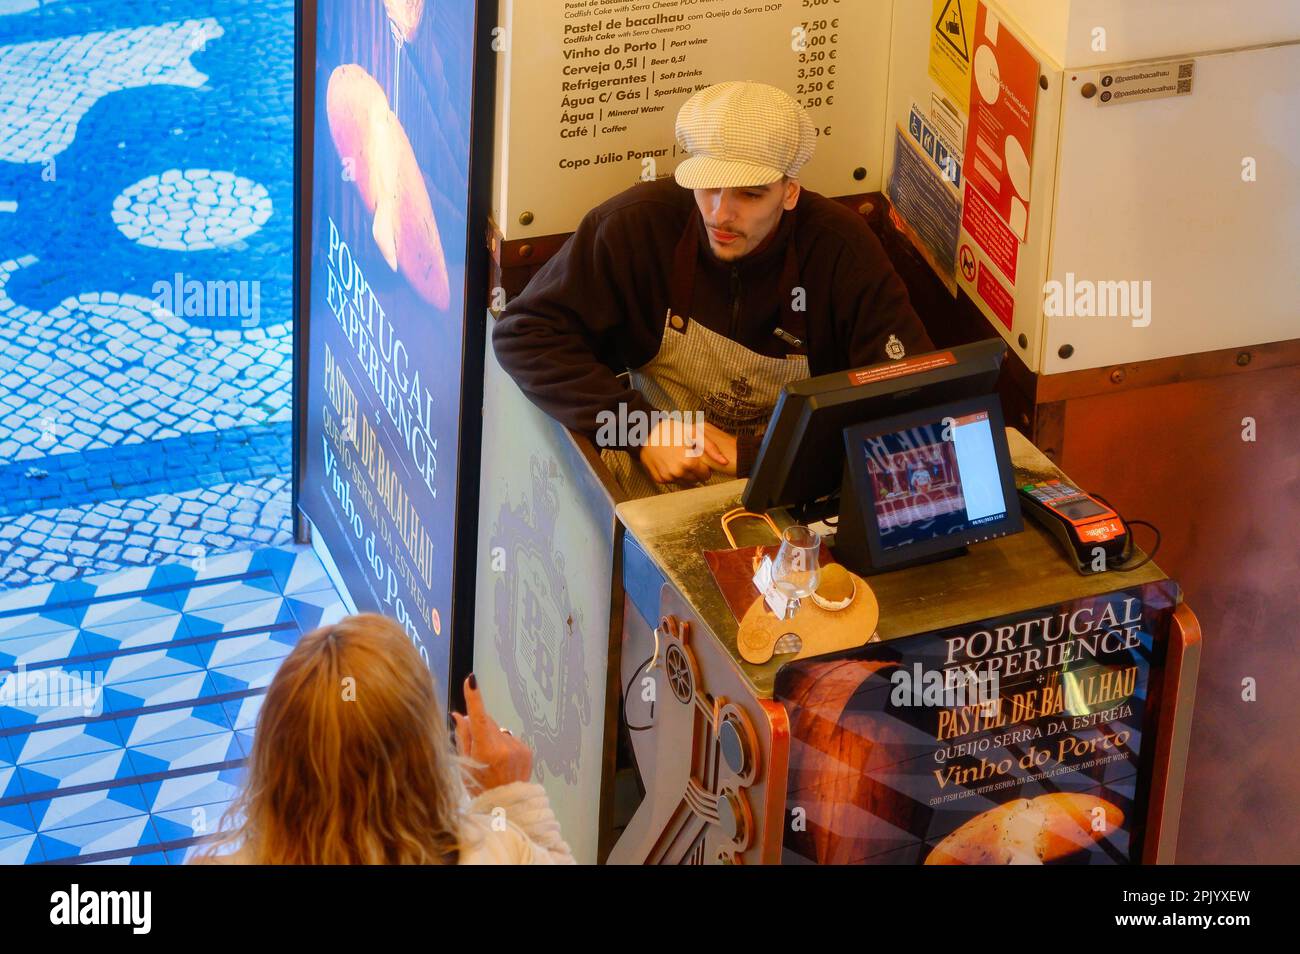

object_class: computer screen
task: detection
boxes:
[861,409,1010,552]
[741,340,1007,513]
[837,394,1022,572]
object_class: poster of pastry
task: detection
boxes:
[302,0,478,693]
[776,582,1179,864]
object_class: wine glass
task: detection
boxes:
[771,526,821,619]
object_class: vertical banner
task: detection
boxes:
[301,0,478,691]
[777,582,1180,865]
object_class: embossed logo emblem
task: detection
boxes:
[490,456,592,782]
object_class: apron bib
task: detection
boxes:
[603,215,810,498]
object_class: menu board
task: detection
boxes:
[495,0,893,238]
[776,582,1180,865]
[301,0,479,693]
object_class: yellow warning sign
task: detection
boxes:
[929,0,977,116]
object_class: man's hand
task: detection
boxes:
[702,423,738,477]
[452,675,533,795]
[638,417,729,485]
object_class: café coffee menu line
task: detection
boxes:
[553,0,852,173]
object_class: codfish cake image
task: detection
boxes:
[925,793,1124,864]
[325,64,450,309]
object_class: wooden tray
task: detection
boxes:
[737,572,880,665]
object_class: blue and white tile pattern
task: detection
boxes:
[0,544,345,864]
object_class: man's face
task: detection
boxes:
[693,178,800,262]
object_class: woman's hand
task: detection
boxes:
[452,675,533,795]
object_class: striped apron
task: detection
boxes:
[603,215,811,498]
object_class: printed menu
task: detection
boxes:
[498,0,891,236]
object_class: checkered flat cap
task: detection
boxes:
[674,81,816,189]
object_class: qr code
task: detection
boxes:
[1177,79,1192,93]
[1178,63,1193,79]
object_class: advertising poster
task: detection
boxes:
[776,582,1180,865]
[302,0,478,691]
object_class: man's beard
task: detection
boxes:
[705,224,748,258]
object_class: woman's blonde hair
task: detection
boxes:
[197,613,463,864]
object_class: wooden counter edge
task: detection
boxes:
[1143,602,1202,864]
[1032,337,1300,404]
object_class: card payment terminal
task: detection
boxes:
[1019,480,1129,574]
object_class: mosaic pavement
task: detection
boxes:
[0,2,310,865]
[0,0,296,588]
[0,544,347,864]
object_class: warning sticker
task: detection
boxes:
[976,261,1015,330]
[929,0,977,115]
[930,92,967,155]
[907,102,962,188]
[849,351,958,386]
[958,243,977,282]
[961,185,1019,284]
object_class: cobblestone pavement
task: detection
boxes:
[0,475,293,586]
[0,0,296,588]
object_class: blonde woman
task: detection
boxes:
[193,614,573,864]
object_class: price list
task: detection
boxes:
[792,9,843,140]
[499,0,892,236]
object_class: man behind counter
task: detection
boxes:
[493,81,933,497]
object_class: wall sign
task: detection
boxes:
[929,0,977,116]
[301,0,481,692]
[494,0,894,238]
[888,126,961,291]
[1097,60,1196,107]
[960,2,1039,243]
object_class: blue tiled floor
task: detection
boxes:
[0,0,295,587]
[0,544,345,863]
[1,0,314,863]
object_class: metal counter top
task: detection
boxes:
[615,429,1168,699]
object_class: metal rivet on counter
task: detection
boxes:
[1081,82,1097,99]
[1110,368,1126,384]
[1017,333,1028,349]
[519,244,534,259]
[853,167,867,181]
[519,211,534,226]
[1059,344,1075,359]
[1237,351,1252,367]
